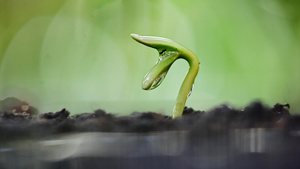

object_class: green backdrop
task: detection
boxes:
[1,0,299,115]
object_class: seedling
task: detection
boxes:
[131,34,200,118]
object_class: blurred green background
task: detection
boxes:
[1,0,299,115]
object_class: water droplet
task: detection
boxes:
[188,84,194,97]
[149,72,167,90]
[159,51,178,60]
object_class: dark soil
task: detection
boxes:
[0,97,298,140]
[1,97,300,169]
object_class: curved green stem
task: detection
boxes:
[131,34,200,118]
[173,50,199,118]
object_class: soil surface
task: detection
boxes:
[0,97,298,140]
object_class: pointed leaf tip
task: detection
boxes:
[131,33,140,39]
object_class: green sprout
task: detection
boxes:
[131,34,200,118]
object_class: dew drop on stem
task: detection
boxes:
[188,84,194,97]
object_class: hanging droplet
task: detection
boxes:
[188,84,194,97]
[149,72,167,90]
